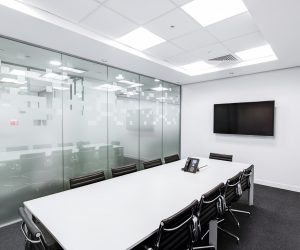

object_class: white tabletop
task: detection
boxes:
[24,158,251,250]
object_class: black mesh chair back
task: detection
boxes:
[241,165,254,191]
[70,170,105,189]
[143,158,163,169]
[19,207,62,250]
[111,164,137,178]
[209,153,233,162]
[223,172,243,206]
[154,200,198,250]
[164,154,180,164]
[198,183,225,235]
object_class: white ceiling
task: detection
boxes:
[0,0,299,84]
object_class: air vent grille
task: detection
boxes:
[209,54,238,62]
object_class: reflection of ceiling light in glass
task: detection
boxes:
[182,0,248,27]
[125,91,139,96]
[10,69,25,76]
[50,60,62,66]
[0,77,27,84]
[59,66,86,73]
[117,27,165,51]
[115,74,124,80]
[53,86,69,91]
[235,45,276,61]
[95,84,124,92]
[151,85,168,91]
[118,79,143,88]
[42,72,69,80]
[154,79,160,82]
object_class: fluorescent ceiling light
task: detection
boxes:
[235,44,276,61]
[181,61,214,72]
[59,66,86,73]
[182,0,248,27]
[0,77,27,84]
[118,80,143,88]
[95,84,124,92]
[115,74,124,80]
[117,27,165,51]
[236,55,278,67]
[151,85,168,91]
[50,60,62,66]
[42,72,69,80]
[10,69,41,78]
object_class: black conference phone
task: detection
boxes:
[182,157,200,173]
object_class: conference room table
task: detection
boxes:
[24,158,254,250]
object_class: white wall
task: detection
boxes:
[181,67,300,192]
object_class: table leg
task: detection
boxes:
[248,166,254,206]
[209,220,218,249]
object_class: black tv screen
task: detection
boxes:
[214,101,275,136]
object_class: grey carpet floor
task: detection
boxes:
[0,184,299,250]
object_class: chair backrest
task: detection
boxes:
[33,144,52,149]
[198,183,225,233]
[19,207,45,250]
[6,145,28,151]
[111,164,137,178]
[241,165,254,191]
[209,153,233,162]
[143,158,163,169]
[223,172,243,206]
[164,154,180,164]
[154,200,198,250]
[69,171,105,189]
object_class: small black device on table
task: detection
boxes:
[182,157,200,173]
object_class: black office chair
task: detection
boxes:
[19,207,63,250]
[209,153,233,162]
[195,183,225,249]
[230,165,254,216]
[164,154,180,164]
[143,200,199,250]
[69,170,106,189]
[219,172,243,243]
[111,164,137,178]
[143,158,163,170]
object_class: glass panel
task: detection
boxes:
[107,67,140,174]
[0,37,63,225]
[139,76,163,168]
[61,55,108,185]
[0,35,181,226]
[163,82,181,158]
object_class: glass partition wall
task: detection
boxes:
[0,36,181,226]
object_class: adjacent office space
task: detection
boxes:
[0,0,300,249]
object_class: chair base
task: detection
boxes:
[218,227,239,244]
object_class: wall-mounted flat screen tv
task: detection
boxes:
[214,101,275,136]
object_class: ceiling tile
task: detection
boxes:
[21,0,100,22]
[81,6,138,38]
[171,29,218,51]
[144,9,200,40]
[170,0,193,6]
[206,12,258,41]
[223,32,267,53]
[144,42,184,59]
[166,43,230,65]
[104,0,176,24]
